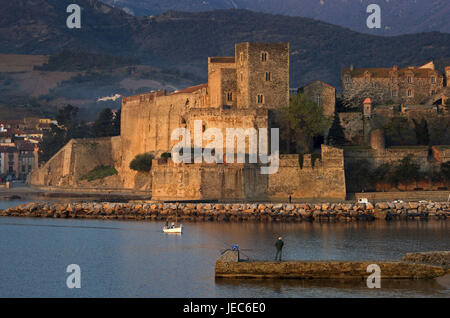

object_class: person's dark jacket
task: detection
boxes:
[275,239,284,251]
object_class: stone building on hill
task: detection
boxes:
[341,62,445,107]
[301,80,336,117]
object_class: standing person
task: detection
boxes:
[275,237,284,261]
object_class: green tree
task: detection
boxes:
[282,93,331,153]
[392,155,421,186]
[129,153,154,172]
[55,104,78,127]
[39,104,90,162]
[371,162,396,190]
[327,112,347,146]
[345,160,373,192]
[92,108,115,137]
[383,117,415,146]
[441,161,450,182]
[412,118,430,145]
[39,124,66,162]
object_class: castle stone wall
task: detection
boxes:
[268,146,346,201]
[30,137,121,187]
[151,145,346,201]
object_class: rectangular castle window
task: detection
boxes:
[392,90,397,97]
[408,76,412,83]
[407,89,413,97]
[257,94,264,104]
[265,72,271,81]
[317,94,321,106]
[431,76,436,84]
[227,92,233,102]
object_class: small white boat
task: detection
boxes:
[163,224,183,233]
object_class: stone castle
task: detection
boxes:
[30,42,347,201]
[30,42,450,200]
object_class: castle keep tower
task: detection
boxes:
[235,42,290,109]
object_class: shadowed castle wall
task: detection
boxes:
[151,145,346,201]
[30,137,121,187]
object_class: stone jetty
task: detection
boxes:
[0,201,449,222]
[402,251,450,269]
[215,250,449,279]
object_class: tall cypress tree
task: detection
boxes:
[413,118,430,145]
[327,112,346,146]
[92,108,115,137]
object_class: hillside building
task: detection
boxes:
[341,62,445,106]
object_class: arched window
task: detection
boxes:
[261,51,269,62]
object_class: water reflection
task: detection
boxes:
[0,206,448,297]
[215,277,449,298]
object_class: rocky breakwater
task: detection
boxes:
[0,201,449,222]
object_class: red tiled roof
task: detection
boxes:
[343,67,441,78]
[363,98,372,104]
[122,90,167,103]
[303,80,335,89]
[171,83,208,95]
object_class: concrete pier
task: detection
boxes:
[215,251,448,280]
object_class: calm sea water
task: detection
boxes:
[0,199,449,298]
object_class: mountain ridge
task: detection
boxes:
[1,0,449,89]
[100,0,450,36]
